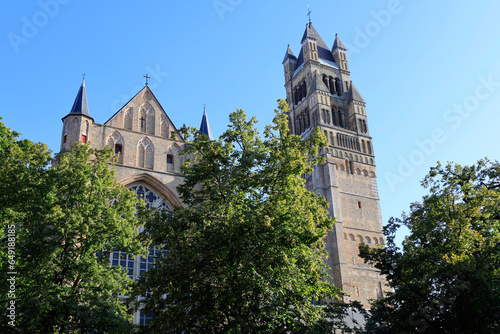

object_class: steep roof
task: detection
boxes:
[65,79,92,119]
[308,71,329,95]
[332,34,347,51]
[348,81,365,103]
[199,107,213,140]
[282,45,297,64]
[296,22,335,67]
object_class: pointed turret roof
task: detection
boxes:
[69,79,90,117]
[296,22,335,67]
[200,107,213,140]
[282,44,297,64]
[332,34,347,51]
[348,81,365,104]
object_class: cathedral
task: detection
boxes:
[58,21,385,324]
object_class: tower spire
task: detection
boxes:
[200,104,213,140]
[67,77,91,118]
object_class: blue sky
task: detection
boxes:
[2,1,500,244]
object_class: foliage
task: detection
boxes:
[133,100,362,333]
[360,159,500,333]
[0,118,146,333]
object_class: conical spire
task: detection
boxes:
[200,106,213,140]
[282,44,297,64]
[348,81,365,103]
[68,78,91,117]
[332,34,347,51]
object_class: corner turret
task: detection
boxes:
[60,78,94,152]
[332,34,349,72]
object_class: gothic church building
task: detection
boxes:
[58,22,385,322]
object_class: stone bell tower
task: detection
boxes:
[283,22,386,307]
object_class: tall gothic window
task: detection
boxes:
[107,131,124,164]
[161,116,169,138]
[110,183,172,310]
[124,108,133,130]
[139,104,155,135]
[137,137,154,169]
[338,109,344,128]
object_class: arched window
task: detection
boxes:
[129,184,171,212]
[82,121,89,144]
[139,104,155,135]
[124,108,133,130]
[366,236,371,243]
[137,137,154,169]
[324,130,328,144]
[161,116,169,138]
[329,76,335,95]
[332,108,338,126]
[361,140,366,153]
[62,120,68,145]
[338,109,344,128]
[367,141,372,155]
[349,234,355,241]
[329,132,334,146]
[167,154,174,172]
[107,131,124,164]
[335,78,341,95]
[167,144,181,173]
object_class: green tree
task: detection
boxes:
[0,119,146,333]
[133,100,363,333]
[360,159,500,334]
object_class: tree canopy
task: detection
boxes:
[0,118,146,333]
[133,100,362,333]
[360,159,500,334]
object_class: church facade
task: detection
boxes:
[57,22,386,323]
[59,82,195,324]
[283,22,386,306]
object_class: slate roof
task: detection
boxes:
[200,107,213,140]
[348,81,365,103]
[332,34,347,51]
[296,22,335,68]
[308,71,329,95]
[282,45,297,64]
[66,79,91,118]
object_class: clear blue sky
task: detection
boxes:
[2,1,500,244]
